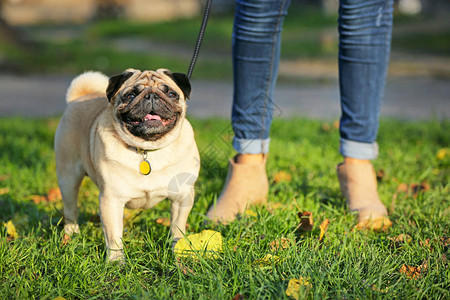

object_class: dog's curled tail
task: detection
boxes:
[66,71,109,103]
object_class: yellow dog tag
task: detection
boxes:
[139,160,151,175]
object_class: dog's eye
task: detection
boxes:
[168,91,177,98]
[126,93,135,99]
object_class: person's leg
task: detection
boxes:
[337,0,394,229]
[206,0,291,223]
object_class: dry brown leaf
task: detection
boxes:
[417,237,450,252]
[388,234,412,248]
[399,262,428,280]
[231,294,244,300]
[368,283,389,293]
[396,182,430,199]
[388,234,412,243]
[419,239,431,248]
[439,237,450,248]
[30,195,47,205]
[273,171,292,184]
[0,187,9,195]
[376,169,385,181]
[296,211,313,233]
[321,122,331,132]
[318,219,330,241]
[396,183,408,193]
[47,187,62,202]
[332,119,340,129]
[155,217,171,227]
[61,233,71,246]
[175,259,196,275]
[0,174,10,181]
[269,237,293,252]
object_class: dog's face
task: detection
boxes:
[106,68,191,149]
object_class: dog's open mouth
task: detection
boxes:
[127,112,176,127]
[119,110,179,141]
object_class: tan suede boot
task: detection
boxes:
[206,155,269,223]
[337,162,392,231]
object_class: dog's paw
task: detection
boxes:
[172,237,181,251]
[107,249,125,264]
[64,223,80,235]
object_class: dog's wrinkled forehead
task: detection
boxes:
[121,69,175,93]
[106,68,191,102]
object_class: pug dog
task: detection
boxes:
[54,68,200,262]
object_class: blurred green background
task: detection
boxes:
[0,0,449,80]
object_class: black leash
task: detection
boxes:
[187,0,213,79]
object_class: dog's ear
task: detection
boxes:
[106,72,133,102]
[164,71,191,99]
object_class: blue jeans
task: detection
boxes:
[232,0,394,160]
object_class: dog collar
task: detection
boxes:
[136,148,151,175]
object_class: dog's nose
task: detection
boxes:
[144,93,151,99]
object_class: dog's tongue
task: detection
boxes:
[143,114,161,121]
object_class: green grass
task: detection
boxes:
[392,31,450,57]
[0,117,449,299]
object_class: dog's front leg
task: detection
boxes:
[170,189,194,247]
[99,194,125,262]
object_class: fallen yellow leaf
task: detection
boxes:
[4,220,18,240]
[273,171,292,183]
[174,230,223,259]
[254,253,280,267]
[52,297,67,300]
[285,277,312,299]
[319,219,330,241]
[0,187,9,195]
[244,209,257,217]
[436,148,449,160]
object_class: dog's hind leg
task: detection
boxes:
[57,160,85,235]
